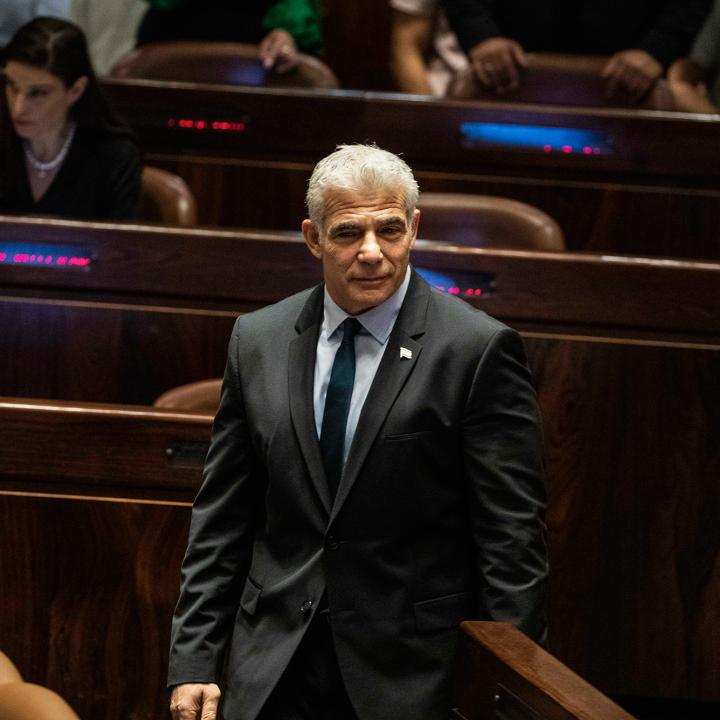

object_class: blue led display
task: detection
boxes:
[460,122,613,155]
[0,242,93,269]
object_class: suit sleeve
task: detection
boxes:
[638,0,713,68]
[440,0,502,54]
[167,319,265,686]
[462,325,548,643]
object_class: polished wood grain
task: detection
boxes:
[2,223,720,709]
[527,338,720,702]
[1,332,720,717]
[0,296,235,404]
[101,79,720,259]
[454,622,636,719]
[0,401,209,720]
[2,217,720,342]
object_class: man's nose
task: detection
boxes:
[357,231,383,263]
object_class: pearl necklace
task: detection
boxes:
[23,123,77,179]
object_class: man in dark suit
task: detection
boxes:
[168,144,547,720]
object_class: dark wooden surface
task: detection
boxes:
[102,78,720,259]
[2,222,720,711]
[0,400,206,720]
[453,622,636,719]
[2,217,720,342]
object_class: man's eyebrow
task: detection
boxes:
[328,221,362,234]
[376,216,407,226]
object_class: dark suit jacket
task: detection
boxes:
[167,270,547,720]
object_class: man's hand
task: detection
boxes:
[170,683,221,720]
[258,28,299,73]
[601,49,662,101]
[468,37,527,93]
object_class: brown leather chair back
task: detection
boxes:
[0,652,22,685]
[0,683,80,720]
[154,379,222,413]
[140,166,198,226]
[418,193,565,251]
[110,41,339,89]
[448,53,677,111]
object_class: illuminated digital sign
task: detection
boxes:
[167,117,247,133]
[0,243,93,269]
[416,268,495,298]
[460,122,613,155]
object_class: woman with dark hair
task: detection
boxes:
[0,17,141,220]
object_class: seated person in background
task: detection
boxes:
[0,18,142,220]
[137,0,323,73]
[69,0,147,76]
[668,0,720,112]
[439,0,712,101]
[390,0,469,95]
[0,0,70,47]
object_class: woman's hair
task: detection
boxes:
[0,17,135,194]
[1,16,129,130]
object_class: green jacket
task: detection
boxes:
[146,0,322,54]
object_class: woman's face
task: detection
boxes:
[3,61,87,143]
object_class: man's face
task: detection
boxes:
[302,187,419,315]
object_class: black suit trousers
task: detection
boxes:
[255,614,357,720]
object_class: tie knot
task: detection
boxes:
[342,317,362,342]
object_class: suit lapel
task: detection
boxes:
[288,285,333,515]
[331,271,430,520]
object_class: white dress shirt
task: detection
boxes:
[313,267,411,465]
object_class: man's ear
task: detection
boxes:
[302,219,323,259]
[68,75,88,105]
[409,208,420,247]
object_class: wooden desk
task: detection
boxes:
[0,399,206,720]
[1,217,719,707]
[103,79,720,259]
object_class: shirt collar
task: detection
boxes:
[323,266,411,344]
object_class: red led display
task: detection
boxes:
[0,243,93,269]
[167,117,246,133]
[434,286,484,297]
[7,253,91,267]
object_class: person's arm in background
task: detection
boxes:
[602,0,713,100]
[440,0,526,92]
[390,8,435,95]
[260,0,322,72]
[668,0,720,112]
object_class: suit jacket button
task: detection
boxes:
[325,535,340,551]
[300,600,313,615]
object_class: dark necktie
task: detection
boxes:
[320,318,361,499]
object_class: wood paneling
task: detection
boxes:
[102,79,720,259]
[0,401,207,720]
[528,338,720,701]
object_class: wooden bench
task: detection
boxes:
[2,216,720,707]
[0,399,208,720]
[102,78,720,260]
[454,622,636,719]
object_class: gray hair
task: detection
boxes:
[306,144,419,230]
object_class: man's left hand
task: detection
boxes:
[601,49,662,101]
[259,29,299,73]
